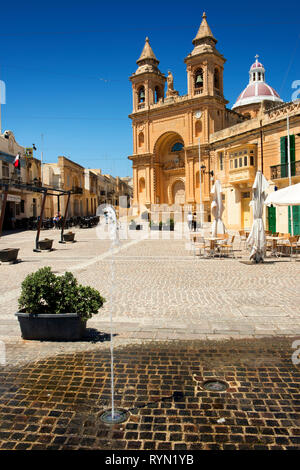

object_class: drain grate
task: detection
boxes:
[202,379,228,392]
[100,409,129,425]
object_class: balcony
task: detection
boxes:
[72,186,83,194]
[229,166,256,186]
[194,88,203,96]
[138,103,145,110]
[270,160,300,180]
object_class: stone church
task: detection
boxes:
[128,13,300,233]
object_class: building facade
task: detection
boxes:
[128,12,300,234]
[0,130,42,228]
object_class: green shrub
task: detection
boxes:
[18,267,105,322]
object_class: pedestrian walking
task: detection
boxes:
[192,212,197,231]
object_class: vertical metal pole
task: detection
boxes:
[34,190,47,251]
[287,114,294,236]
[0,187,8,238]
[60,192,70,242]
[198,138,203,227]
[260,120,264,174]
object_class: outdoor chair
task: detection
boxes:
[286,236,300,260]
[219,235,235,258]
[277,234,291,257]
[193,236,208,257]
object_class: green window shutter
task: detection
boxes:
[268,206,276,233]
[280,136,287,177]
[290,134,296,176]
[289,206,300,235]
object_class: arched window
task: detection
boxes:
[171,142,184,152]
[214,68,220,89]
[194,68,203,89]
[138,132,144,147]
[138,86,145,103]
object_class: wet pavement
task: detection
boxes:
[0,337,299,450]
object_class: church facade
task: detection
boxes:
[128,13,300,234]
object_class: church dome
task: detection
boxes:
[232,56,283,109]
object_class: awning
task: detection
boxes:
[265,183,300,206]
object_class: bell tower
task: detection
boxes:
[130,37,166,112]
[184,12,226,100]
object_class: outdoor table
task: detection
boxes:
[266,236,285,257]
[204,237,219,257]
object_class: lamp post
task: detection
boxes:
[198,137,203,227]
[195,111,203,227]
[287,114,294,236]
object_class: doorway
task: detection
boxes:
[172,180,185,205]
[241,191,251,229]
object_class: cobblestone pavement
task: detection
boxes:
[0,226,300,343]
[0,337,299,450]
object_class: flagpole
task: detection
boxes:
[287,114,294,236]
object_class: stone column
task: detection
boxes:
[133,166,138,204]
[146,164,151,204]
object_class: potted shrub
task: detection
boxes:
[159,221,163,231]
[63,231,75,242]
[38,238,54,251]
[0,248,20,263]
[16,267,105,340]
[149,220,159,230]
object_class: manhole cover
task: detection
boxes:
[100,409,129,425]
[202,380,228,392]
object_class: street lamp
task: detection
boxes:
[201,164,214,179]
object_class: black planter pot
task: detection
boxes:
[0,248,20,263]
[38,239,54,250]
[63,232,75,242]
[15,312,86,340]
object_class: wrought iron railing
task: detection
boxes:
[270,160,300,179]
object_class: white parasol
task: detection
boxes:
[247,171,269,263]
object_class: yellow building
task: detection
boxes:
[128,13,300,234]
[0,131,42,226]
[43,156,85,217]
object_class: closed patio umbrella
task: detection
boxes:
[211,179,226,236]
[247,170,269,263]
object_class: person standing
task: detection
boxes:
[192,212,197,232]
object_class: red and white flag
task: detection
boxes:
[14,153,20,169]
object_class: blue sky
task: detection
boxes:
[1,0,300,177]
